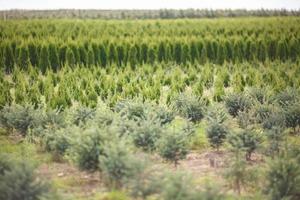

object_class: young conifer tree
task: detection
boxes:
[39,45,50,74]
[4,44,15,73]
[65,47,76,68]
[17,45,31,70]
[99,45,107,67]
[48,43,60,72]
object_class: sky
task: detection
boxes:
[0,0,300,10]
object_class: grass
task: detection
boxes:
[0,130,52,166]
[190,121,210,151]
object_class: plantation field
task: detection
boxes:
[0,17,300,200]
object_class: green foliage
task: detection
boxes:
[173,93,205,123]
[284,103,300,133]
[160,172,198,200]
[274,88,299,108]
[225,93,252,117]
[132,120,162,152]
[206,122,228,151]
[265,127,286,157]
[262,111,286,130]
[207,104,228,124]
[157,125,193,166]
[224,150,257,195]
[48,43,60,71]
[266,152,300,200]
[99,44,107,67]
[0,104,38,136]
[68,106,96,125]
[4,44,15,73]
[17,45,30,70]
[43,126,75,157]
[99,140,144,189]
[68,127,107,171]
[0,154,50,200]
[39,45,50,74]
[228,129,262,160]
[87,47,95,66]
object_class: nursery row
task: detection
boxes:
[1,18,300,71]
[0,61,299,108]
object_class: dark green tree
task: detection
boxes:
[140,43,148,64]
[289,38,299,62]
[99,45,107,67]
[48,44,60,72]
[182,43,190,64]
[91,43,100,65]
[206,122,228,151]
[116,45,125,66]
[4,44,14,73]
[128,45,138,68]
[87,47,95,66]
[70,45,80,64]
[277,40,288,61]
[268,39,277,61]
[217,43,226,64]
[257,41,267,62]
[78,45,88,65]
[148,47,156,65]
[157,42,166,62]
[38,45,50,74]
[108,43,117,65]
[59,45,67,65]
[28,42,38,66]
[190,41,199,63]
[17,45,30,70]
[199,45,207,64]
[174,42,182,64]
[206,41,215,61]
[65,47,76,68]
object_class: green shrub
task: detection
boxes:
[247,87,268,104]
[115,100,147,121]
[68,127,107,171]
[236,110,256,129]
[225,93,252,117]
[254,104,274,124]
[262,112,286,130]
[0,104,39,136]
[284,103,300,134]
[266,152,300,200]
[273,88,299,108]
[224,150,257,195]
[0,154,50,200]
[206,104,228,124]
[160,172,198,200]
[99,140,144,189]
[265,127,286,157]
[127,166,161,199]
[153,106,175,125]
[157,126,192,167]
[206,122,229,151]
[173,93,205,123]
[132,120,162,152]
[228,129,261,160]
[43,126,76,158]
[68,106,96,125]
[194,184,225,200]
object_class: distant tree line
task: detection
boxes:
[1,9,300,20]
